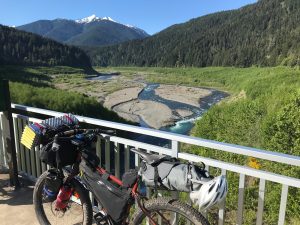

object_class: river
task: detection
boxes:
[86,75,228,145]
[135,83,228,146]
[138,83,228,134]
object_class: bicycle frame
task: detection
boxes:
[95,166,139,196]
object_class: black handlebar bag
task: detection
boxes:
[40,138,78,168]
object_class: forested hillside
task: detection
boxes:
[89,0,300,67]
[0,25,91,68]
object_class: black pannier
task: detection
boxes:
[40,138,78,168]
[80,161,135,224]
[140,159,210,192]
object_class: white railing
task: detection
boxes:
[1,103,300,225]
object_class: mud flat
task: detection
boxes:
[113,100,174,129]
[104,87,144,110]
[155,85,212,107]
[103,84,224,130]
[175,109,194,118]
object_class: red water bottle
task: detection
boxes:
[55,185,72,210]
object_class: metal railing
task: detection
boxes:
[1,103,300,225]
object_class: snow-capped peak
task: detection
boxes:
[75,15,116,24]
[102,17,116,22]
[125,24,134,28]
[76,14,99,23]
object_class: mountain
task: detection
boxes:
[0,25,91,68]
[17,15,149,47]
[88,0,300,67]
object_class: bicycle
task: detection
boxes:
[33,128,210,225]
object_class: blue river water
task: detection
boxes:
[135,83,229,146]
[138,83,228,134]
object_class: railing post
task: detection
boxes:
[105,137,111,172]
[35,145,41,177]
[256,179,266,225]
[17,118,26,172]
[218,169,227,225]
[0,113,7,167]
[171,140,179,158]
[278,185,289,225]
[124,145,130,171]
[12,117,21,171]
[114,142,120,178]
[0,80,20,188]
[96,136,102,167]
[237,173,245,225]
[171,141,179,225]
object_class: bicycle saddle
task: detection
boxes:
[130,148,169,166]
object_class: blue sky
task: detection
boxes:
[0,0,257,34]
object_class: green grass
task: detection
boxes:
[97,66,300,224]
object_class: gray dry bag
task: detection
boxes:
[140,159,210,192]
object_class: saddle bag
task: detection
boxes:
[140,159,210,192]
[80,161,134,224]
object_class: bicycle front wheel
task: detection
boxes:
[130,197,209,225]
[33,170,93,225]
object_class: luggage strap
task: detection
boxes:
[153,166,164,195]
[187,163,193,191]
[102,173,110,180]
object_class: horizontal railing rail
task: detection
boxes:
[0,103,299,225]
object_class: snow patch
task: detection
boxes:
[125,24,134,28]
[102,16,116,22]
[75,15,116,24]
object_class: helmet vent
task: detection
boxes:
[213,192,220,203]
[209,182,216,192]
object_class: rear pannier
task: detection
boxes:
[140,159,211,192]
[80,161,135,224]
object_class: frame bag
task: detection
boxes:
[80,161,134,224]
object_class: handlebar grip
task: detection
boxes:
[52,136,60,152]
[56,129,86,137]
[95,128,116,135]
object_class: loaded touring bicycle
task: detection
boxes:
[21,114,227,225]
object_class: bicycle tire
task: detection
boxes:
[33,170,93,225]
[130,197,210,225]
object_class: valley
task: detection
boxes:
[52,67,227,133]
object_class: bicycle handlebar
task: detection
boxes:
[52,128,116,151]
[55,128,115,138]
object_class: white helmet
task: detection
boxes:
[190,175,228,211]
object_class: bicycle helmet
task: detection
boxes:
[190,175,228,211]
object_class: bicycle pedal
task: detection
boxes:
[94,212,109,225]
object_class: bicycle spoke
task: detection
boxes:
[41,193,84,224]
[141,210,195,225]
